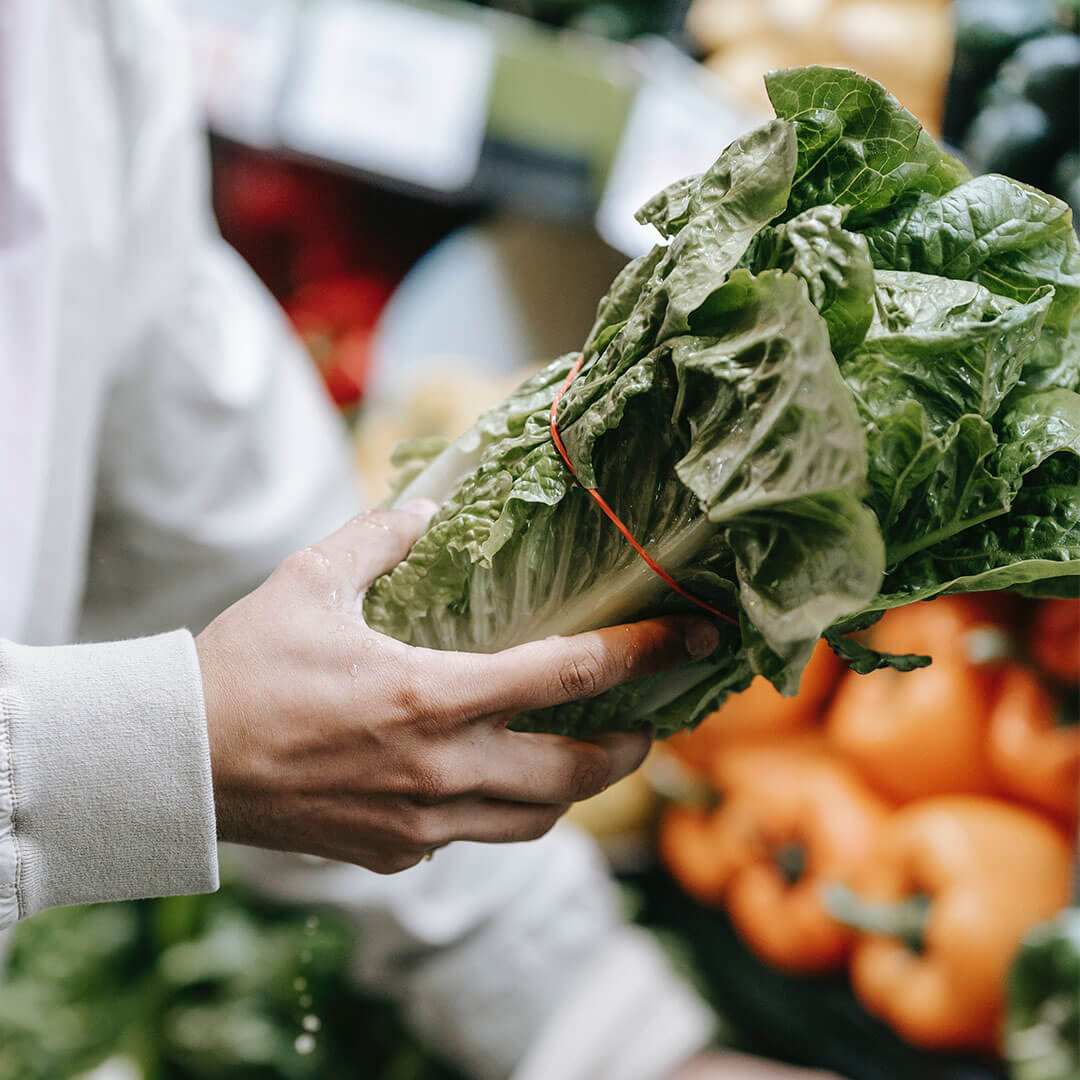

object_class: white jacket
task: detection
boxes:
[0,1,713,1077]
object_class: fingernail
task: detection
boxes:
[685,622,720,661]
[402,498,438,519]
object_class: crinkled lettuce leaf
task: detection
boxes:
[364,66,1080,733]
[862,175,1080,390]
[841,271,1052,562]
[743,204,876,358]
[765,66,969,227]
[365,123,883,735]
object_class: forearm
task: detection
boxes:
[0,632,218,926]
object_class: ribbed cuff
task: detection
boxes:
[0,631,218,920]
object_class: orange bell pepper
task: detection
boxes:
[826,597,1000,802]
[826,796,1073,1052]
[1030,598,1080,685]
[659,743,888,974]
[667,639,843,774]
[985,664,1080,822]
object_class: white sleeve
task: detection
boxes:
[0,630,218,928]
[0,0,353,928]
[79,0,358,644]
[225,828,715,1080]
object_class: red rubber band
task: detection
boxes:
[549,356,739,628]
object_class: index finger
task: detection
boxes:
[442,616,722,718]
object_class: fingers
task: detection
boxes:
[439,616,721,718]
[433,799,568,846]
[476,728,652,803]
[318,797,570,872]
[304,500,438,590]
[589,730,655,786]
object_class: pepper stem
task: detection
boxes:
[1056,695,1079,729]
[774,844,806,885]
[822,884,931,953]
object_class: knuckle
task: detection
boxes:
[408,813,444,851]
[567,750,609,801]
[406,757,453,805]
[391,801,426,844]
[278,546,334,588]
[389,660,425,719]
[556,645,608,701]
[360,509,411,540]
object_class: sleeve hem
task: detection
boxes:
[0,682,22,925]
[0,631,219,922]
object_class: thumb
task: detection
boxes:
[317,499,438,588]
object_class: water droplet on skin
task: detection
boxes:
[299,994,313,1008]
[293,977,308,992]
[329,590,338,604]
[362,637,376,649]
[349,662,361,678]
[302,1015,322,1032]
[294,1034,316,1055]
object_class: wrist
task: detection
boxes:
[194,627,245,845]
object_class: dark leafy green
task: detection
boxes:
[862,174,1080,389]
[764,66,970,227]
[364,66,1080,732]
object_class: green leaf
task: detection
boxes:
[363,66,1080,736]
[877,387,1080,599]
[838,271,1051,562]
[744,204,876,358]
[384,436,450,501]
[765,66,969,228]
[862,175,1080,389]
[823,610,931,674]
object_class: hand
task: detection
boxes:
[672,1052,842,1080]
[196,502,720,873]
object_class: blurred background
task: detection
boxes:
[3,1,1077,1078]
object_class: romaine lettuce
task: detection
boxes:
[364,67,1079,735]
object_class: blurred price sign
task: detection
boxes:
[177,0,296,146]
[279,0,496,192]
[596,40,765,257]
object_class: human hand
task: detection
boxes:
[196,503,720,873]
[671,1052,842,1080]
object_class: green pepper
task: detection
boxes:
[1006,907,1080,1080]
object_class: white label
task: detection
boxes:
[279,0,495,192]
[177,0,296,146]
[596,39,767,257]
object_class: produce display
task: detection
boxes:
[657,593,1079,1070]
[363,65,1080,743]
[946,0,1080,219]
[0,884,463,1080]
[286,276,393,410]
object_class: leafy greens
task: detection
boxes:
[364,66,1080,736]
